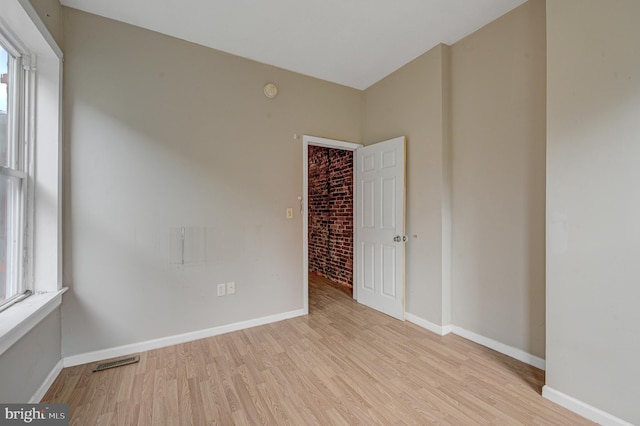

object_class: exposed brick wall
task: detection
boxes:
[308,146,353,288]
[308,146,330,277]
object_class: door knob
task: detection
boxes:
[393,235,408,242]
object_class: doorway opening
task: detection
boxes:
[303,135,407,319]
[302,136,362,314]
[308,145,354,297]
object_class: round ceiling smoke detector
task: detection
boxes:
[263,83,278,99]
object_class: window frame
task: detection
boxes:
[0,28,35,312]
[0,0,64,360]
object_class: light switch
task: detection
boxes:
[217,283,226,297]
[286,208,293,219]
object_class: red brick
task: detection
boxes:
[307,146,353,287]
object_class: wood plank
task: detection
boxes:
[41,275,594,425]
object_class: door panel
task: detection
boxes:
[382,177,396,228]
[362,153,375,172]
[382,245,396,297]
[355,136,406,320]
[362,179,375,228]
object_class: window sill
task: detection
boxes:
[0,288,67,356]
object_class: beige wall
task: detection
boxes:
[15,4,640,422]
[362,44,451,325]
[56,0,547,366]
[546,1,640,423]
[61,8,361,356]
[0,309,61,402]
[450,0,546,358]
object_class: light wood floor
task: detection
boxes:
[309,271,353,297]
[42,277,593,425]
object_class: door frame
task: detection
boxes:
[302,135,362,314]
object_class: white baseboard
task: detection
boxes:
[404,313,544,371]
[405,313,452,336]
[451,326,545,370]
[30,359,63,403]
[542,385,633,426]
[63,309,305,368]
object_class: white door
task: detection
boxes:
[355,136,406,320]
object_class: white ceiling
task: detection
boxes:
[59,0,527,90]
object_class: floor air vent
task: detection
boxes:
[93,355,140,372]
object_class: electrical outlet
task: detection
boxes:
[226,281,236,295]
[217,283,226,297]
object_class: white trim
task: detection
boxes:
[302,135,362,314]
[405,313,452,336]
[0,288,67,356]
[16,0,63,58]
[542,386,634,426]
[404,316,544,370]
[351,147,358,302]
[303,135,361,151]
[302,140,309,314]
[451,325,545,370]
[63,309,305,368]
[30,359,63,403]
[0,0,61,59]
[1,0,64,295]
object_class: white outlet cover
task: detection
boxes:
[227,282,236,294]
[217,283,226,296]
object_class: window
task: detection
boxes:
[0,34,33,311]
[0,0,62,355]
